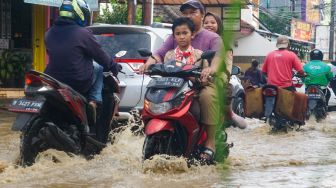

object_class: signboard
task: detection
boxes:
[291,19,312,41]
[24,0,98,11]
[205,6,241,31]
[302,0,320,24]
[315,25,332,60]
[223,6,241,31]
[252,0,259,18]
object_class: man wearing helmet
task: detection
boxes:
[262,35,304,91]
[44,0,117,113]
[303,49,333,106]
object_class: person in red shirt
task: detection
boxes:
[262,36,304,91]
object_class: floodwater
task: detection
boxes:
[0,109,336,188]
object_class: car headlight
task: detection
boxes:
[148,101,172,115]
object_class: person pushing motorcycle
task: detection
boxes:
[44,0,118,117]
[303,49,333,106]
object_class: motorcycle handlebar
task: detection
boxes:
[144,69,204,77]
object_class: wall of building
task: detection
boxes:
[233,31,277,57]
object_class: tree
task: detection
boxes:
[259,9,299,36]
[96,0,143,25]
[96,0,128,24]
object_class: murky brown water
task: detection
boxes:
[1,109,336,187]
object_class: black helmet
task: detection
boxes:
[310,49,323,61]
[59,0,91,26]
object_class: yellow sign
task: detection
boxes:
[252,0,259,18]
[291,19,312,41]
[306,0,320,23]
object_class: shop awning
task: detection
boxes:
[24,0,99,11]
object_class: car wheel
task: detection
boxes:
[233,97,245,117]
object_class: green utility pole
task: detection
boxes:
[329,0,335,60]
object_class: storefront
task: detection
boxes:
[25,0,98,72]
[0,0,98,88]
[0,0,35,88]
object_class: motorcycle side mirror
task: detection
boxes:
[138,48,152,57]
[231,65,241,75]
[115,50,127,58]
[201,50,216,60]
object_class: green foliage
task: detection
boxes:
[153,16,163,23]
[96,0,143,25]
[214,0,241,164]
[135,6,143,25]
[259,9,299,35]
[0,50,30,87]
[96,0,128,24]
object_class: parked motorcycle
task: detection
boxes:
[8,55,123,166]
[138,49,234,164]
[305,85,328,121]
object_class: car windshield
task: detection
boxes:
[95,33,151,58]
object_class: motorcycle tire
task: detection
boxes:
[142,131,174,161]
[20,116,81,166]
[233,97,245,118]
[20,116,49,166]
[314,107,327,122]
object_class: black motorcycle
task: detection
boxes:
[305,85,328,121]
[8,67,121,166]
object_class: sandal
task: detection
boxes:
[198,146,216,166]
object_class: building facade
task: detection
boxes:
[0,0,99,88]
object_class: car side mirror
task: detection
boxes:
[231,65,241,75]
[138,48,152,57]
[201,50,216,60]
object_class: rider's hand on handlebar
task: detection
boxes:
[139,57,157,74]
[110,62,122,76]
[297,70,306,77]
[200,67,213,83]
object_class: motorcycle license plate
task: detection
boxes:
[148,77,184,88]
[8,97,45,113]
[308,94,321,99]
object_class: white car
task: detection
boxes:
[89,23,245,119]
[89,24,171,119]
[229,74,245,117]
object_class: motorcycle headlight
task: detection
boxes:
[148,101,172,115]
[146,93,186,115]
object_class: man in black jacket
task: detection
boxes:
[44,0,115,111]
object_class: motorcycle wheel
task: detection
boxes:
[314,107,327,122]
[269,115,287,132]
[142,131,174,161]
[20,116,49,166]
[233,97,245,117]
[20,116,81,166]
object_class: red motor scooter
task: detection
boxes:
[138,49,225,163]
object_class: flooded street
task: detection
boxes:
[1,109,336,187]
